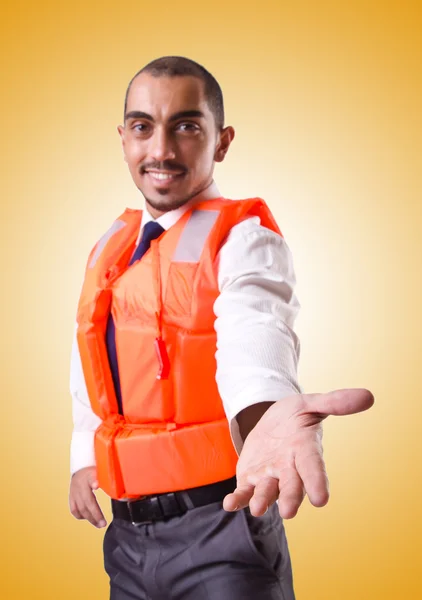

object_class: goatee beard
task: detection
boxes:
[143,183,211,213]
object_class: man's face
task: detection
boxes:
[118,73,233,215]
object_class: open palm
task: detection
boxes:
[223,388,374,519]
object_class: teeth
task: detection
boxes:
[147,172,179,180]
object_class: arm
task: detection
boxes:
[214,217,374,519]
[70,324,102,473]
[69,325,106,528]
[214,216,303,453]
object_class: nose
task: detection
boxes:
[149,127,176,162]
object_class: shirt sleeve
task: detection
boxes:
[214,216,303,456]
[70,323,101,474]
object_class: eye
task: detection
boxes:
[132,122,151,134]
[176,122,200,133]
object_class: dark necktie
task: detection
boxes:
[106,221,165,414]
[128,221,165,266]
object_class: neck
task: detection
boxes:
[192,180,221,202]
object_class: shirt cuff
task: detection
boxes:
[70,431,96,475]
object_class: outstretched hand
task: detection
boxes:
[223,388,374,519]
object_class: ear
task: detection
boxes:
[214,126,235,163]
[117,125,127,163]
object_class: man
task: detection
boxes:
[69,56,374,599]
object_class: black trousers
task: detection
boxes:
[104,501,295,599]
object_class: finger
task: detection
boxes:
[69,498,83,520]
[276,469,306,519]
[79,503,106,528]
[248,476,279,517]
[87,470,99,490]
[305,388,374,417]
[223,482,255,512]
[79,489,107,528]
[85,494,107,528]
[76,498,95,526]
[295,446,329,507]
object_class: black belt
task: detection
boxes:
[111,476,237,525]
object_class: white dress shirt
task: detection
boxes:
[70,187,302,475]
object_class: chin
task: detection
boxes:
[145,193,192,213]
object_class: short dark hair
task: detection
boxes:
[124,56,225,130]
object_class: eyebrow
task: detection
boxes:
[124,110,205,123]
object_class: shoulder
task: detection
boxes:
[226,214,281,240]
[221,215,293,263]
[216,215,297,287]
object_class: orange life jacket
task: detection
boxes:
[76,197,282,499]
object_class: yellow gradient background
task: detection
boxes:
[1,1,421,598]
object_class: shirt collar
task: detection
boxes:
[137,181,221,243]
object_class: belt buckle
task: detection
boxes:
[127,496,154,527]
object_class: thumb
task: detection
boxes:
[87,468,99,490]
[304,388,374,417]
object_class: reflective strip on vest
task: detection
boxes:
[173,210,220,263]
[89,220,127,268]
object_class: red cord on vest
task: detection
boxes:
[154,337,170,380]
[152,240,170,380]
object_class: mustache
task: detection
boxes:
[140,161,187,174]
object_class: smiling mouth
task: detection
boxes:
[143,169,186,184]
[148,171,182,180]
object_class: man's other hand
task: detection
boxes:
[223,388,374,519]
[69,466,107,528]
